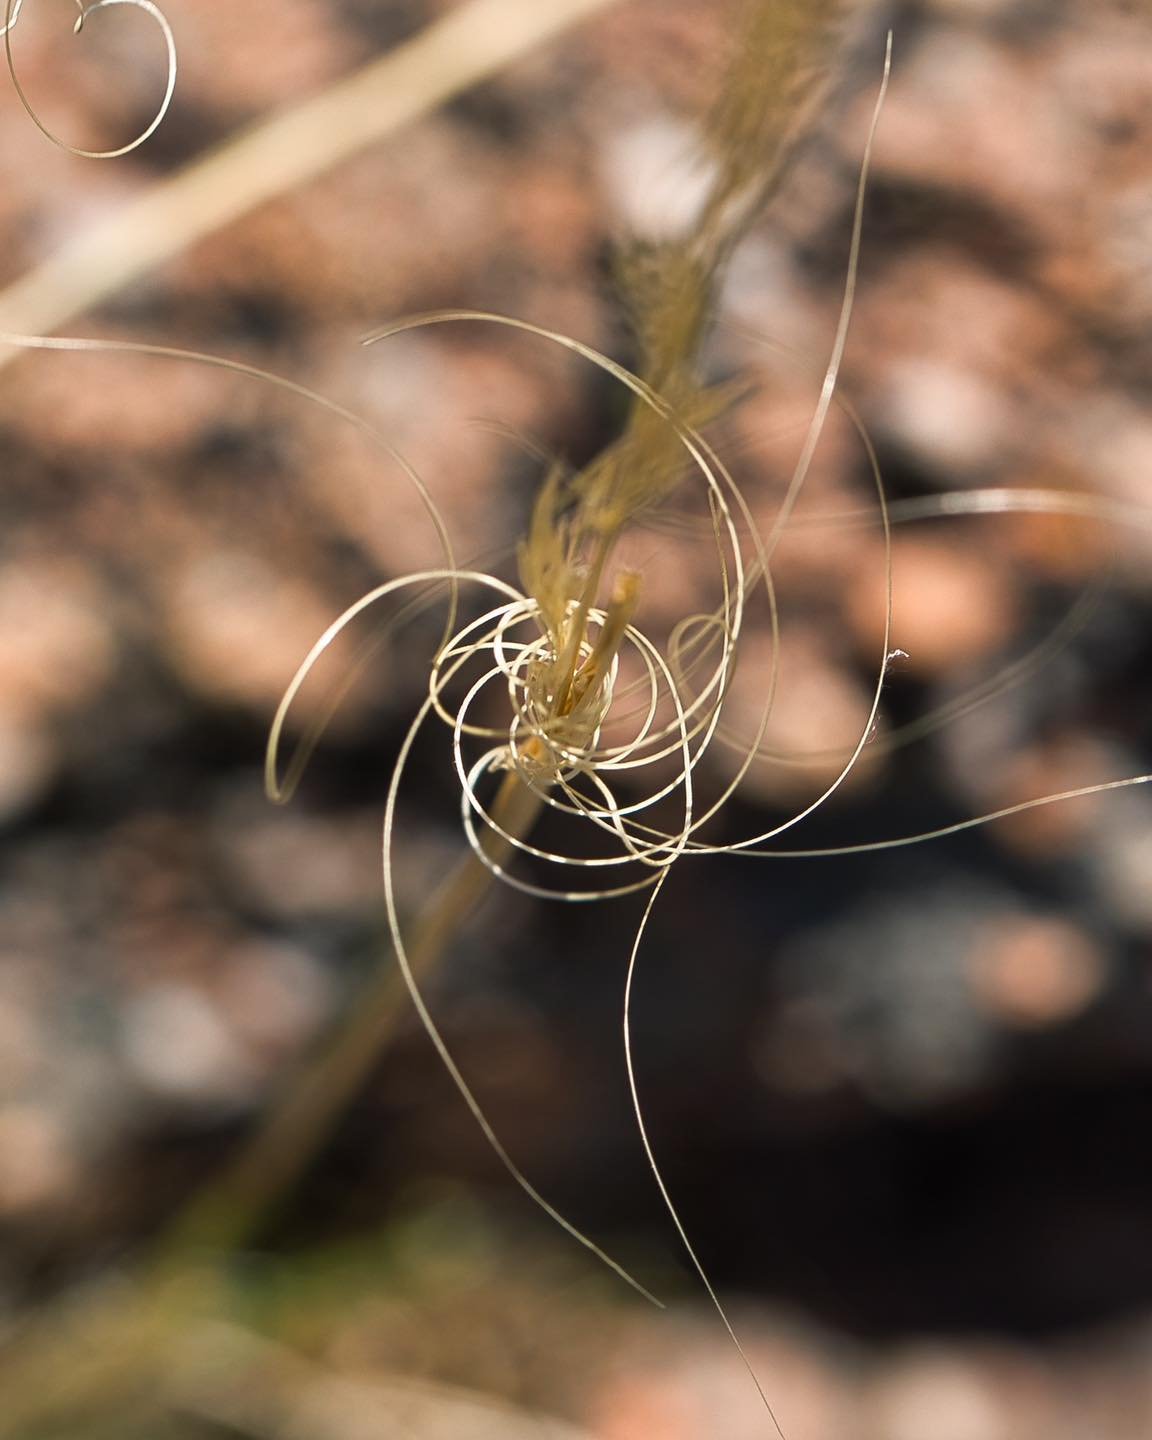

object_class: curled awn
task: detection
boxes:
[4,0,176,157]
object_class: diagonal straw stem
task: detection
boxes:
[164,766,545,1257]
[0,769,545,1440]
[0,0,618,357]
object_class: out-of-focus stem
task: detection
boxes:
[0,769,543,1438]
[0,0,617,359]
[165,768,543,1256]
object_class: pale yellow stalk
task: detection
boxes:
[0,0,617,354]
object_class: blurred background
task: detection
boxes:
[2,0,1152,1435]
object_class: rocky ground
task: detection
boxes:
[1,0,1152,1434]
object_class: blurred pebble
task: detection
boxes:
[598,111,712,240]
[863,1347,1008,1440]
[0,556,116,720]
[966,914,1106,1028]
[120,982,257,1103]
[0,717,56,821]
[590,1319,854,1440]
[0,1103,76,1217]
[211,939,331,1058]
[160,550,347,715]
[217,802,382,917]
[876,359,1010,478]
[847,535,1017,677]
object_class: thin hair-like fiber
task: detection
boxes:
[3,0,176,157]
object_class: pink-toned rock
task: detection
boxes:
[966,914,1107,1029]
[847,534,1017,678]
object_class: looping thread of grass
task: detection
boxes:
[3,0,177,157]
